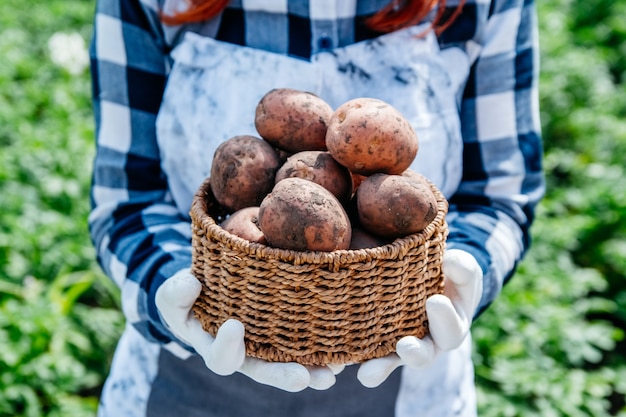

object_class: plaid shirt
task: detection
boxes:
[89,0,544,349]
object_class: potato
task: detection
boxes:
[255,88,333,153]
[326,97,418,175]
[210,135,281,212]
[258,178,352,252]
[220,206,267,244]
[356,173,437,238]
[275,151,352,202]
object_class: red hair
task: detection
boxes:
[160,0,464,34]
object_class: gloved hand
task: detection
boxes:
[155,269,341,392]
[357,249,483,388]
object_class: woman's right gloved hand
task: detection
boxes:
[155,269,341,392]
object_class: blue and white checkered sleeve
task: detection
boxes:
[446,0,545,316]
[89,0,193,348]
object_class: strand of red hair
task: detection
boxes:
[160,0,465,34]
[160,0,229,26]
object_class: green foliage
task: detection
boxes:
[473,0,626,415]
[1,0,625,416]
[474,212,626,416]
[0,0,124,416]
[0,0,96,283]
[0,273,123,417]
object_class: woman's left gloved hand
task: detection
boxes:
[155,269,341,392]
[357,249,483,388]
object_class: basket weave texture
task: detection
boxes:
[190,176,449,366]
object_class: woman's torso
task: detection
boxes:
[100,2,480,416]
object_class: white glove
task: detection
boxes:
[357,249,483,388]
[155,269,340,392]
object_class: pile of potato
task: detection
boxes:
[210,88,438,252]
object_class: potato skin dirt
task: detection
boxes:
[258,177,352,251]
[274,151,353,202]
[356,173,437,238]
[326,97,419,176]
[210,135,281,212]
[255,88,333,153]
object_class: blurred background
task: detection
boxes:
[0,0,624,415]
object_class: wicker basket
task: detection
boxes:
[190,176,449,366]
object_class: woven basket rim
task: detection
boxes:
[190,176,449,265]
